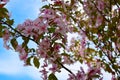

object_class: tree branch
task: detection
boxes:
[56,59,77,80]
[0,20,39,44]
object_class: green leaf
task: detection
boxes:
[41,5,50,9]
[33,57,40,68]
[112,17,118,24]
[112,64,119,72]
[29,48,35,53]
[10,38,18,49]
[92,74,100,79]
[104,63,113,73]
[0,8,8,13]
[26,56,33,66]
[0,25,4,37]
[118,1,120,5]
[6,19,14,25]
[48,27,55,33]
[0,25,5,31]
[48,73,58,80]
[99,51,103,58]
[85,48,95,53]
[0,8,9,18]
[59,43,65,49]
[71,0,75,6]
[0,32,3,37]
[79,58,83,63]
[61,53,69,56]
[22,37,29,48]
[55,8,64,12]
[91,28,98,33]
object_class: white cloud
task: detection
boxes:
[0,50,41,80]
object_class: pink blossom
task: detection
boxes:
[117,25,120,30]
[19,52,28,61]
[41,9,55,19]
[53,0,62,5]
[67,74,75,80]
[59,26,66,34]
[39,37,50,50]
[23,19,33,27]
[111,74,116,80]
[115,42,120,49]
[95,15,103,27]
[67,67,86,80]
[16,45,25,52]
[52,33,61,40]
[33,18,41,27]
[54,14,67,26]
[40,68,48,80]
[36,38,51,58]
[17,24,24,31]
[96,0,105,11]
[49,63,58,73]
[54,16,67,29]
[76,71,86,80]
[42,60,48,68]
[33,18,48,34]
[87,67,101,78]
[23,26,33,36]
[53,43,61,53]
[37,49,47,58]
[39,24,48,33]
[3,29,10,43]
[79,31,86,57]
[3,29,10,49]
[16,45,28,61]
[63,56,72,65]
[83,1,94,18]
[83,1,89,15]
[67,26,74,33]
[17,19,36,37]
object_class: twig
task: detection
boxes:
[56,59,77,80]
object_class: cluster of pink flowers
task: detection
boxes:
[40,65,48,80]
[16,7,72,40]
[17,18,48,39]
[15,6,76,79]
[36,37,50,58]
[67,66,102,80]
[16,45,28,61]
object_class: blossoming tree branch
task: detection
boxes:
[0,0,120,80]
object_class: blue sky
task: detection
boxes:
[0,0,112,80]
[0,0,44,80]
